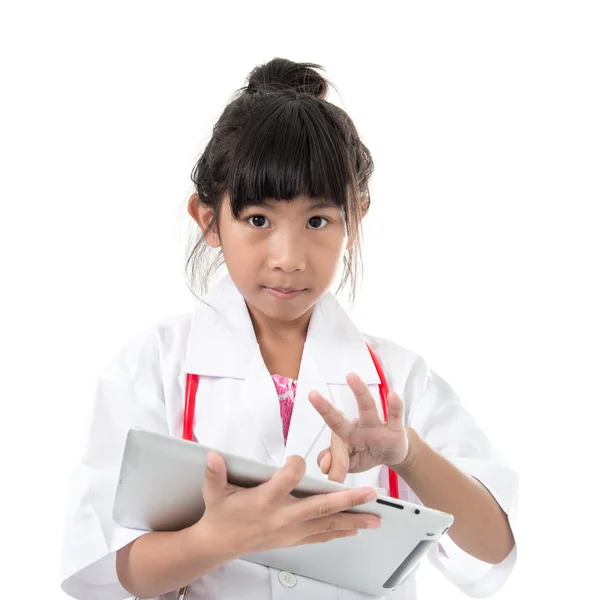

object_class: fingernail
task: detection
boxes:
[364,491,378,502]
[206,455,217,472]
[366,518,381,529]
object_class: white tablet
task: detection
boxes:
[113,427,454,596]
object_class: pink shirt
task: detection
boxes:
[271,374,298,445]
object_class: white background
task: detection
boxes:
[1,1,598,598]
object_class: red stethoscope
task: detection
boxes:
[167,343,400,600]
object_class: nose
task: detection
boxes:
[267,230,306,273]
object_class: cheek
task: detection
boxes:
[221,234,265,280]
[313,230,347,259]
[223,243,256,268]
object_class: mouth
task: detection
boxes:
[262,286,307,299]
[266,286,305,293]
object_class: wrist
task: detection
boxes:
[185,519,242,565]
[389,427,421,474]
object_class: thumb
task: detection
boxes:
[318,448,332,474]
[327,433,350,483]
[202,451,227,506]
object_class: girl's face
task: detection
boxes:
[190,193,361,332]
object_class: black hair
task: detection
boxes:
[185,57,374,308]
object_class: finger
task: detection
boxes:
[327,433,349,483]
[317,448,332,474]
[203,452,228,506]
[385,391,405,431]
[317,447,327,466]
[308,391,354,439]
[262,455,306,502]
[286,485,378,524]
[346,372,381,428]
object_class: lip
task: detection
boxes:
[262,286,306,300]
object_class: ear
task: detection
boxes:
[187,193,221,248]
[345,195,370,251]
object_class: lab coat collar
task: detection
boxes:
[183,274,381,464]
[183,274,381,385]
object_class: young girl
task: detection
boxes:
[60,57,518,600]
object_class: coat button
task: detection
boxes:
[278,571,297,588]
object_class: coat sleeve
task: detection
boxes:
[59,326,171,600]
[405,362,519,598]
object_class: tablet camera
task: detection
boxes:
[413,508,420,515]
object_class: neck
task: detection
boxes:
[245,301,314,344]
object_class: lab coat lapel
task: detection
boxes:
[240,345,287,466]
[184,275,292,465]
[183,275,269,457]
[282,345,328,463]
[283,295,382,465]
[183,275,258,379]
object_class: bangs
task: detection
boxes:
[226,97,353,219]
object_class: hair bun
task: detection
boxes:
[246,57,329,99]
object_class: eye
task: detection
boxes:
[246,215,271,229]
[307,216,329,229]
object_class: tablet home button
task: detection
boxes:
[278,571,297,588]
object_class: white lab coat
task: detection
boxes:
[60,274,518,600]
